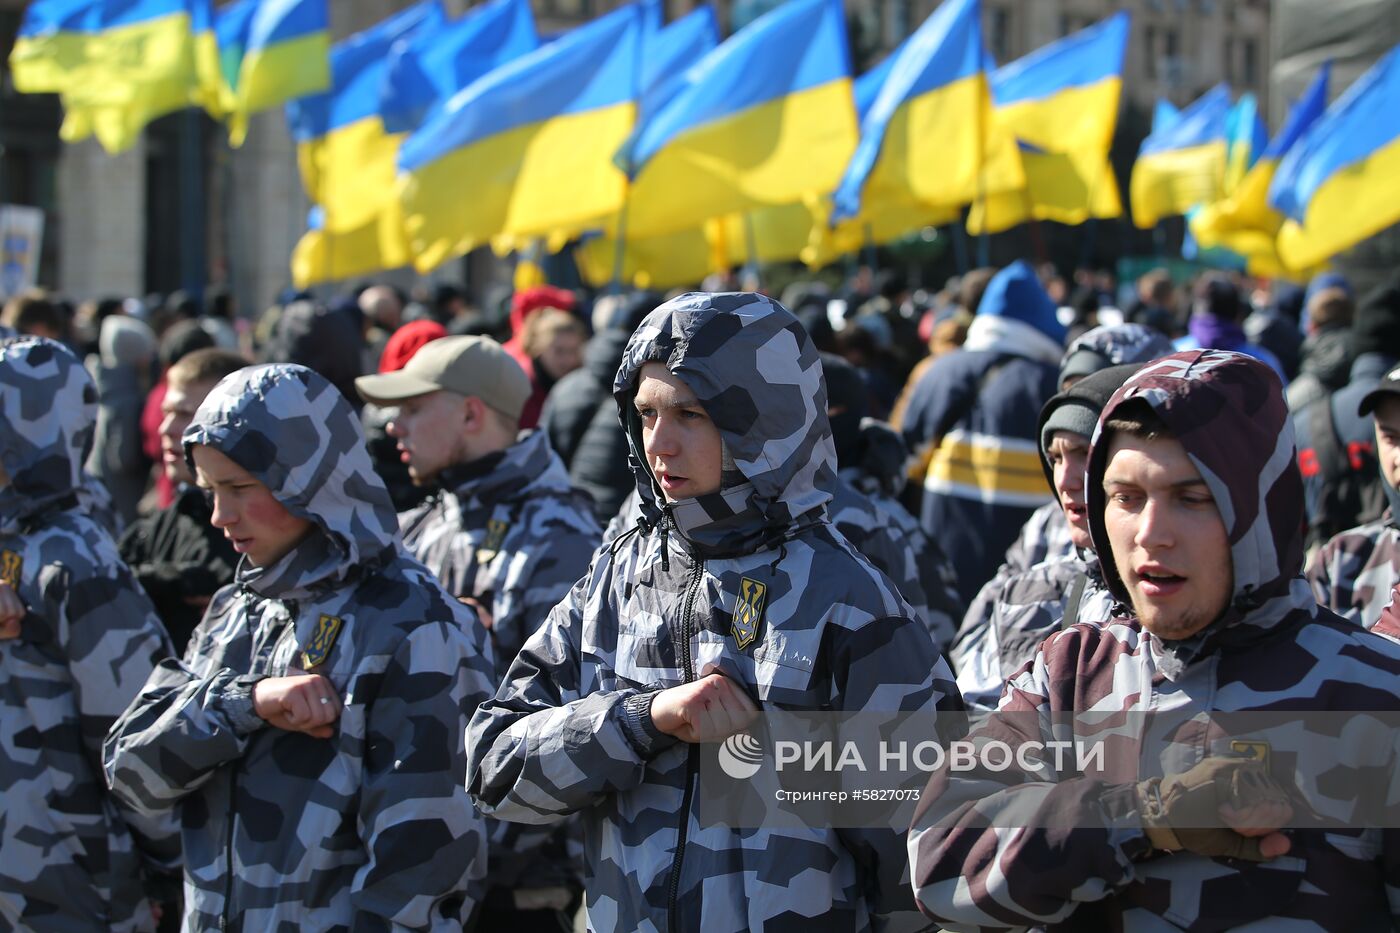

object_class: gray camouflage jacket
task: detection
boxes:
[399,427,600,892]
[951,554,1114,710]
[1308,509,1400,631]
[104,364,495,932]
[400,428,601,682]
[0,337,177,932]
[912,350,1400,930]
[467,292,961,933]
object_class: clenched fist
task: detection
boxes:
[650,672,758,744]
[253,673,342,738]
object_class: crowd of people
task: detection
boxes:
[2,254,1400,931]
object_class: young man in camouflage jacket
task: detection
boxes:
[911,350,1400,930]
[1308,362,1400,631]
[951,364,1140,709]
[0,337,178,931]
[356,335,601,926]
[105,364,495,931]
[468,292,963,932]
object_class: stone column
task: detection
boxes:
[55,137,145,300]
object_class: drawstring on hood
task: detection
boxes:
[183,364,399,600]
[1086,350,1315,671]
[612,292,837,560]
[0,337,97,534]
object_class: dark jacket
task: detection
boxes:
[900,348,1059,603]
[1293,352,1396,548]
[540,323,635,519]
[119,484,238,654]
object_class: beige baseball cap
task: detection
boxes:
[354,335,532,420]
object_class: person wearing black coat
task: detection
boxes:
[541,291,658,520]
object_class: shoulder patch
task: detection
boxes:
[0,549,20,589]
[478,518,511,562]
[1230,739,1270,768]
[732,577,767,650]
[303,613,343,669]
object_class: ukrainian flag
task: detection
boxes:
[1270,49,1400,271]
[1190,71,1327,275]
[223,0,329,147]
[831,0,1022,226]
[1153,98,1180,132]
[11,0,220,153]
[581,37,958,291]
[380,0,538,135]
[967,12,1129,234]
[397,3,647,273]
[1129,83,1232,228]
[619,0,858,240]
[287,1,442,287]
[635,4,718,124]
[215,0,258,105]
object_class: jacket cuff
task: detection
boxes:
[1097,780,1155,863]
[216,674,268,736]
[618,690,678,759]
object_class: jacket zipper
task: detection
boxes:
[223,597,297,930]
[220,767,237,931]
[666,556,705,933]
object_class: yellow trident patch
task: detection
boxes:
[1230,739,1271,767]
[302,614,343,669]
[477,519,511,562]
[0,550,20,589]
[732,577,767,650]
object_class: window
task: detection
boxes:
[1241,37,1258,86]
[989,6,1011,62]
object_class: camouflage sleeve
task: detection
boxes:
[950,605,1003,711]
[466,572,672,824]
[910,534,963,651]
[828,615,964,928]
[908,633,1144,929]
[103,597,266,816]
[493,516,600,679]
[53,553,181,873]
[1306,536,1343,615]
[352,618,495,929]
[955,575,1001,658]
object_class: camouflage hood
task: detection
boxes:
[184,364,399,599]
[1086,350,1315,657]
[613,292,836,556]
[0,337,97,533]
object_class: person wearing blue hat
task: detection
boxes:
[899,260,1066,604]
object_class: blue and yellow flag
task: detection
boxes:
[1131,84,1232,228]
[831,0,1022,225]
[1269,49,1400,271]
[215,0,259,100]
[287,1,442,287]
[1152,98,1180,133]
[380,0,538,135]
[1190,70,1328,276]
[968,11,1128,234]
[397,3,647,273]
[634,4,719,125]
[11,0,221,153]
[1129,82,1232,228]
[619,0,858,239]
[223,0,329,147]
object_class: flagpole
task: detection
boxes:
[975,73,989,268]
[743,212,760,289]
